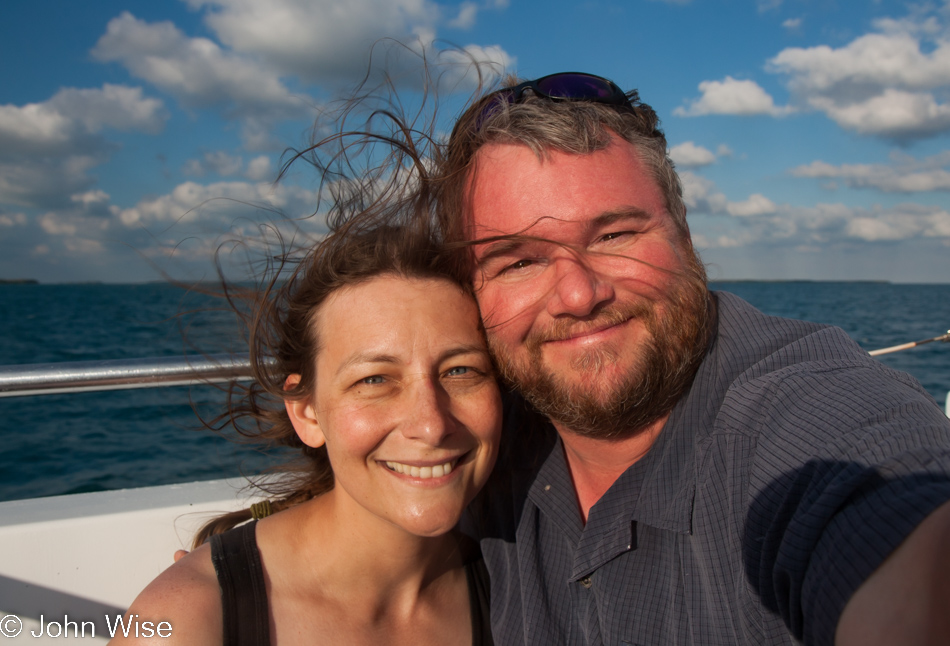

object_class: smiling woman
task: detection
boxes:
[106,72,501,642]
[111,225,500,646]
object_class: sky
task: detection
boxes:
[1,0,949,284]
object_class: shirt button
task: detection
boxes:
[580,576,592,589]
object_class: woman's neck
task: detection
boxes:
[262,491,465,608]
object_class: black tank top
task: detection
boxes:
[210,521,493,645]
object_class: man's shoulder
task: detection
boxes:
[700,291,940,444]
[710,290,907,390]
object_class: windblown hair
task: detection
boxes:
[192,68,467,548]
[438,74,688,262]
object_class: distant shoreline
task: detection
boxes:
[0,279,39,285]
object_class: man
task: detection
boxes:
[441,73,950,645]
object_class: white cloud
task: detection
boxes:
[117,180,319,227]
[682,173,777,218]
[71,189,120,218]
[245,156,273,181]
[767,10,950,140]
[791,151,950,192]
[806,89,950,139]
[0,85,168,209]
[449,2,479,29]
[92,12,307,120]
[184,151,246,177]
[0,155,104,209]
[675,77,792,117]
[0,212,27,227]
[845,205,950,241]
[677,6,950,141]
[0,84,167,158]
[48,85,167,134]
[782,18,802,31]
[682,172,950,252]
[669,142,717,168]
[770,32,950,95]
[88,5,514,139]
[180,0,512,88]
[726,194,778,217]
[680,171,728,214]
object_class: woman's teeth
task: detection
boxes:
[384,460,455,479]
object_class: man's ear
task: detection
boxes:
[284,374,326,449]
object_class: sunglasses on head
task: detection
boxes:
[468,72,633,130]
[496,72,631,107]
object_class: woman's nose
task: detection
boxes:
[400,377,455,445]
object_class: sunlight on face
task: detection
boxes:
[302,275,502,538]
[467,138,709,438]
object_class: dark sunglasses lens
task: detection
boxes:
[536,74,617,100]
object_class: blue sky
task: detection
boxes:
[1,0,949,283]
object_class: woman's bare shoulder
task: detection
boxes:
[108,543,221,645]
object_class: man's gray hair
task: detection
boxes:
[439,78,688,245]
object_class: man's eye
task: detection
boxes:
[599,231,632,243]
[359,375,385,385]
[444,366,471,377]
[501,259,535,273]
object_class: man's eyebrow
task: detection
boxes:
[474,208,653,265]
[587,208,652,231]
[474,238,525,265]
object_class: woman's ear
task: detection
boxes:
[284,374,326,449]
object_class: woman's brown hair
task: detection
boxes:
[192,67,470,547]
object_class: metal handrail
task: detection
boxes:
[0,354,270,398]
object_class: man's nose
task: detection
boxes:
[546,254,614,318]
[401,377,455,445]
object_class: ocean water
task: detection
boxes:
[1,281,949,503]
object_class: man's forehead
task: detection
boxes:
[463,137,663,237]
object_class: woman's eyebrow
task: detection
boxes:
[335,353,400,377]
[440,344,490,362]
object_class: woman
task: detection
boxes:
[112,219,501,645]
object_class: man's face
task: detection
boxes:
[466,135,709,439]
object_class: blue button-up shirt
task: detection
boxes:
[468,292,950,646]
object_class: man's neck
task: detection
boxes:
[555,412,669,523]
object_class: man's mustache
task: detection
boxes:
[524,300,655,349]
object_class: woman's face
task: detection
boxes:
[288,275,502,538]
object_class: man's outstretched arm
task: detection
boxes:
[836,498,950,646]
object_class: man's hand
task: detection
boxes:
[836,498,950,645]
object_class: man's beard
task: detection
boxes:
[488,250,711,440]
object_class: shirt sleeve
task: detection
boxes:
[734,360,950,646]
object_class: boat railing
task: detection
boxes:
[0,354,274,398]
[0,335,946,414]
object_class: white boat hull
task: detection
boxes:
[0,479,259,644]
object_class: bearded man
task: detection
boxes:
[441,73,950,646]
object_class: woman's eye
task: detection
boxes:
[359,375,385,385]
[444,366,471,377]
